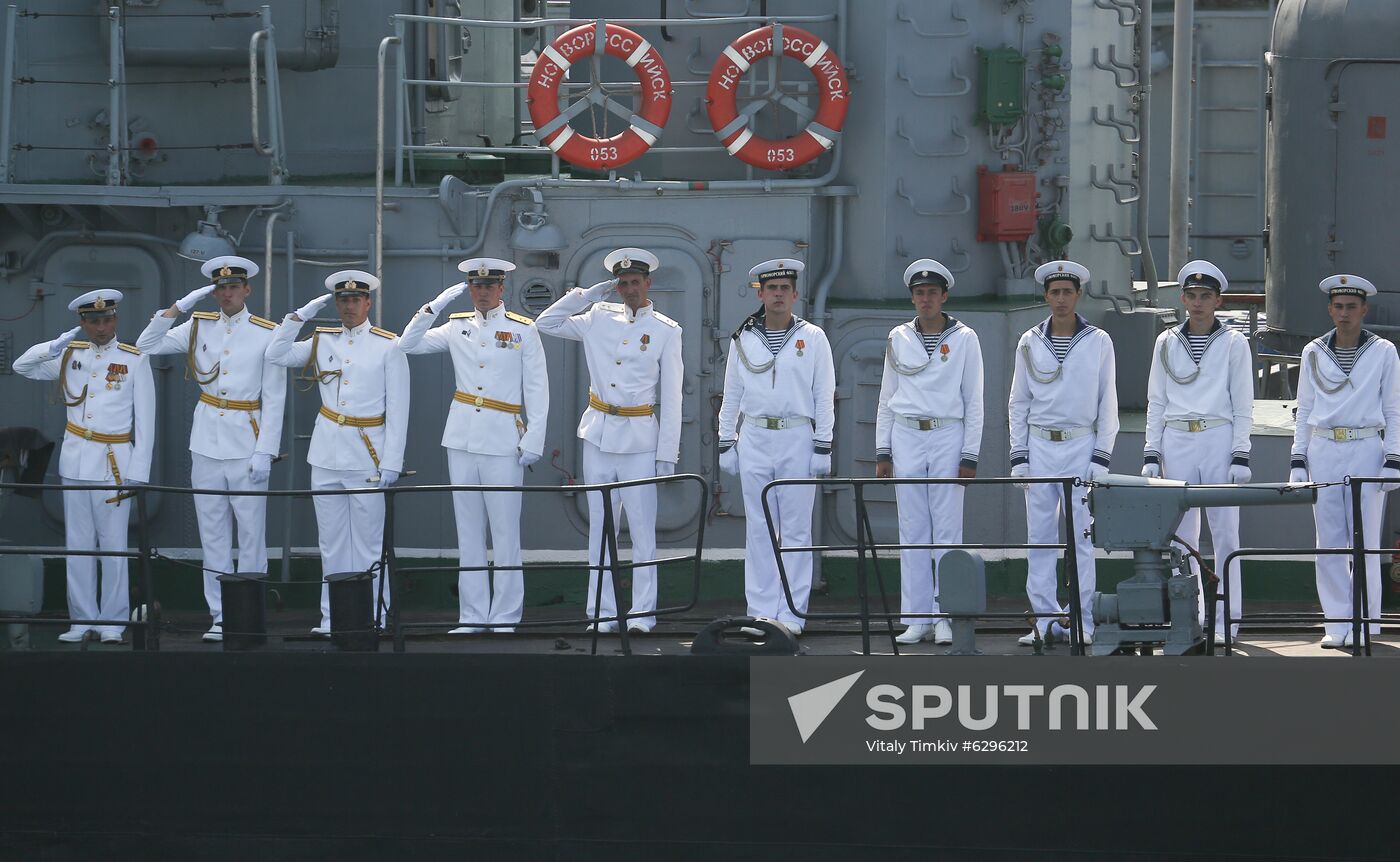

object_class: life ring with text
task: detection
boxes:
[705,24,849,170]
[526,22,672,169]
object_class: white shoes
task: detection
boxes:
[99,629,123,645]
[493,627,516,634]
[895,624,934,645]
[627,623,652,635]
[203,624,223,643]
[1017,623,1088,646]
[449,626,485,635]
[57,628,92,644]
[586,621,619,634]
[932,620,952,645]
[781,621,803,637]
[1017,628,1042,647]
[1320,632,1345,648]
[310,624,331,637]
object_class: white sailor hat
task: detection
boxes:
[603,248,660,277]
[903,258,954,290]
[748,258,805,284]
[325,269,380,295]
[200,255,259,285]
[1177,260,1227,293]
[68,288,123,318]
[1320,273,1376,299]
[457,257,516,284]
[1034,260,1090,288]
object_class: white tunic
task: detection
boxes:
[1008,315,1119,469]
[535,290,683,463]
[14,337,155,482]
[398,302,549,458]
[1290,329,1400,471]
[874,315,984,467]
[1144,320,1254,467]
[136,307,286,461]
[716,315,836,454]
[265,318,410,474]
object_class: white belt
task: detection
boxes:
[895,414,961,431]
[1165,417,1230,433]
[1030,424,1094,442]
[743,415,813,431]
[1313,425,1382,442]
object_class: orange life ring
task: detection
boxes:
[526,22,672,170]
[705,24,850,170]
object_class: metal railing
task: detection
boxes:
[761,476,1091,656]
[0,473,707,657]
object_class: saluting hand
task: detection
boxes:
[581,279,617,302]
[174,283,217,314]
[429,282,467,314]
[48,326,83,357]
[292,292,332,322]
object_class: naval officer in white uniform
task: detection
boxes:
[265,270,410,635]
[399,257,549,634]
[716,258,835,637]
[14,289,155,644]
[135,256,286,642]
[1142,260,1254,645]
[1008,261,1118,645]
[874,259,984,646]
[535,248,682,634]
[1289,274,1400,648]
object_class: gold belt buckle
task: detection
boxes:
[1049,429,1065,442]
[1188,419,1204,433]
[218,398,229,410]
[474,396,485,407]
[765,417,782,430]
[337,413,347,426]
[83,428,93,441]
[606,404,619,416]
[917,418,934,431]
[1333,427,1349,442]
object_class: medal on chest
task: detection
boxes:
[796,339,805,357]
[940,343,950,362]
[640,333,650,352]
[105,362,128,390]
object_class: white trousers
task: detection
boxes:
[1023,435,1096,636]
[190,452,270,625]
[1309,436,1385,638]
[448,449,524,626]
[738,425,816,626]
[582,441,658,629]
[1160,425,1241,636]
[61,478,131,636]
[310,466,389,628]
[892,422,965,624]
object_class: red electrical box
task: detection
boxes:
[976,165,1038,242]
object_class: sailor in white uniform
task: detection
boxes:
[265,271,410,635]
[1289,274,1400,648]
[1141,260,1254,645]
[535,248,682,633]
[14,289,154,644]
[874,259,984,645]
[716,258,835,637]
[1008,261,1118,645]
[135,256,286,643]
[399,257,549,634]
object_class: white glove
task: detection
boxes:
[1382,466,1400,493]
[48,326,83,357]
[378,469,400,489]
[1228,464,1252,484]
[175,283,217,314]
[581,279,616,302]
[719,447,739,476]
[809,453,832,477]
[1289,467,1309,484]
[1141,463,1161,479]
[428,282,467,314]
[518,450,540,468]
[655,460,676,477]
[293,292,332,321]
[1087,463,1110,482]
[248,452,273,484]
[1010,462,1030,489]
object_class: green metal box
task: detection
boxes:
[975,47,1026,126]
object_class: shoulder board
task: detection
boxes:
[68,340,91,350]
[315,326,342,334]
[651,311,679,328]
[371,326,397,340]
[118,342,141,355]
[191,311,219,320]
[449,311,476,320]
[505,310,534,325]
[596,301,624,313]
[249,315,276,330]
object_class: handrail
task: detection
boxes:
[376,33,400,294]
[248,5,286,184]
